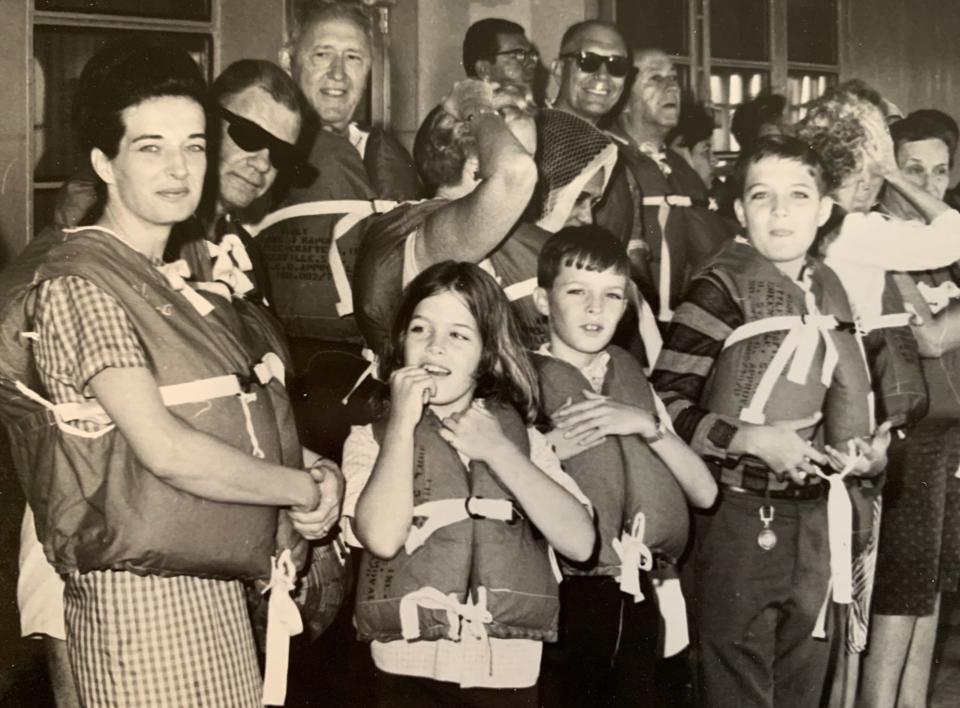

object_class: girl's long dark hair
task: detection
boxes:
[380,261,540,423]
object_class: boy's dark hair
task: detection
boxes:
[731,93,786,152]
[730,134,828,200]
[895,110,959,165]
[463,18,525,77]
[667,98,715,148]
[537,225,631,289]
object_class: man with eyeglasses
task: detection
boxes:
[463,18,539,97]
[609,49,735,328]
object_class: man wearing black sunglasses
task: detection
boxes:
[551,20,631,126]
[608,49,736,327]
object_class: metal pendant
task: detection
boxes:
[757,505,777,551]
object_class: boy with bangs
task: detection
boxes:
[531,225,715,706]
[651,135,889,707]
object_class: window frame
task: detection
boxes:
[600,0,844,154]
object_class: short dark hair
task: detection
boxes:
[537,225,631,290]
[212,60,302,116]
[731,134,828,199]
[731,93,786,152]
[463,18,525,78]
[900,109,959,163]
[413,105,476,194]
[667,98,715,148]
[76,42,206,159]
[287,0,373,51]
[559,19,625,55]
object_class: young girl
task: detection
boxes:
[340,261,595,707]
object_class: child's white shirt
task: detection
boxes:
[340,416,589,689]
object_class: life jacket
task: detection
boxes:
[607,128,734,322]
[0,227,299,580]
[352,198,551,354]
[860,273,928,427]
[700,239,874,487]
[900,262,960,420]
[533,347,689,569]
[353,403,559,643]
[248,126,420,344]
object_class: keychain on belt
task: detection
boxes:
[758,504,777,551]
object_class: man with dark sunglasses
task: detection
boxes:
[463,18,540,98]
[607,49,736,328]
[551,20,631,125]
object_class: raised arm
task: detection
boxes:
[863,110,950,223]
[414,81,538,269]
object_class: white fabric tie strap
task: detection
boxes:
[813,443,861,605]
[157,260,215,316]
[208,237,255,297]
[405,497,515,554]
[244,199,398,318]
[857,312,914,332]
[341,348,379,405]
[917,279,960,315]
[724,281,840,425]
[398,586,493,641]
[261,549,303,706]
[502,277,537,302]
[612,512,654,603]
[253,352,286,388]
[642,195,692,323]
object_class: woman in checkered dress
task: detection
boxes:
[14,44,334,707]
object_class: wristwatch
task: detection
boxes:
[642,415,667,444]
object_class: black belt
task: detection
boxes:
[722,482,826,501]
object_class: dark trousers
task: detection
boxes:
[691,491,833,708]
[373,669,538,708]
[540,574,660,707]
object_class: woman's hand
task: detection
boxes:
[389,366,436,430]
[439,401,512,463]
[288,458,344,540]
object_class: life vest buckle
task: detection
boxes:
[464,496,521,524]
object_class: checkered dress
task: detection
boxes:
[35,276,262,707]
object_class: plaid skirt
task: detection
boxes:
[64,570,261,707]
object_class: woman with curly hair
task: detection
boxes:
[795,81,960,708]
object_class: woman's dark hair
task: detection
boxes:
[76,42,207,159]
[72,42,207,225]
[380,261,539,423]
[731,93,786,152]
[891,111,957,167]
